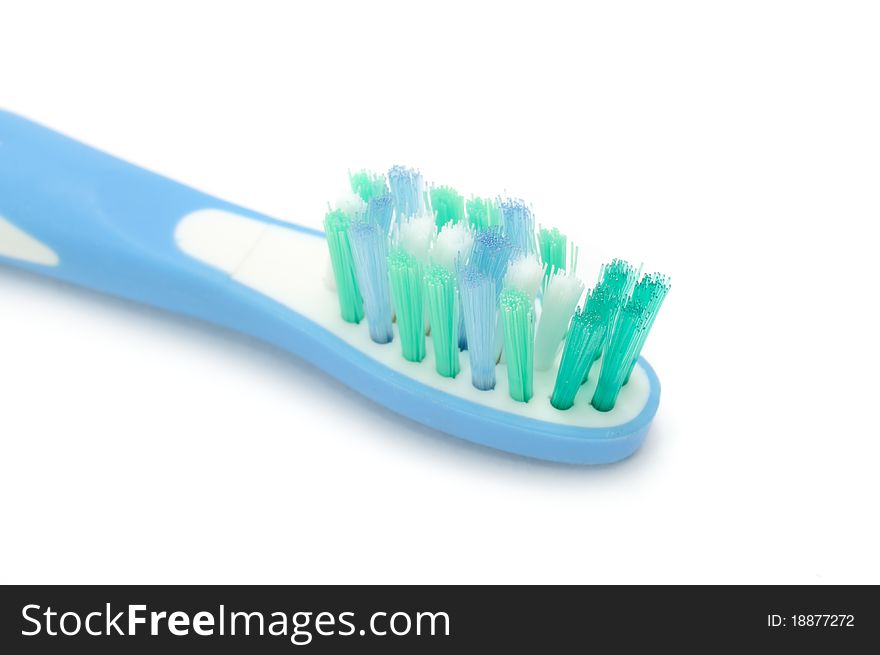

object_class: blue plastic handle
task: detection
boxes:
[0,109,315,317]
[0,109,660,464]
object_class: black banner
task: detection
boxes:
[1,585,876,652]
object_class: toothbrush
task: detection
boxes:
[0,110,667,465]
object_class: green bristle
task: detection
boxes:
[349,170,388,202]
[585,258,638,375]
[387,248,426,362]
[323,209,364,323]
[430,186,465,228]
[500,288,535,402]
[630,271,670,313]
[591,302,646,412]
[466,196,502,231]
[538,226,567,273]
[550,304,607,410]
[591,271,668,411]
[622,272,670,384]
[581,284,618,376]
[601,257,636,321]
[424,264,460,378]
[538,226,579,290]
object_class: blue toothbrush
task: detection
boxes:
[0,110,664,464]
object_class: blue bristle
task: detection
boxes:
[470,227,514,293]
[387,165,425,219]
[500,198,535,256]
[459,267,497,391]
[348,220,394,344]
[367,194,394,236]
[458,288,469,351]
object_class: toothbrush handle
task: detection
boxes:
[0,109,302,324]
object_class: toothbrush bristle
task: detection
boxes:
[504,254,544,300]
[459,267,497,391]
[630,271,671,313]
[592,258,639,357]
[533,269,585,371]
[592,303,644,412]
[431,222,474,351]
[323,209,364,324]
[367,194,394,237]
[431,222,474,272]
[398,213,436,263]
[388,165,426,219]
[424,264,460,378]
[500,198,535,257]
[582,282,618,362]
[466,196,502,232]
[599,258,639,302]
[430,185,465,228]
[348,220,393,343]
[470,227,514,292]
[550,305,607,410]
[335,191,367,220]
[538,226,571,288]
[500,288,535,403]
[325,167,669,414]
[387,248,426,362]
[538,226,565,264]
[622,272,670,384]
[349,170,388,203]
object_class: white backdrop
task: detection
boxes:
[0,0,877,584]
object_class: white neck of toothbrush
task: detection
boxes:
[0,215,59,266]
[175,208,650,428]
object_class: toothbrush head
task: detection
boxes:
[318,166,670,461]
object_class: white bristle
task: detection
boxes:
[399,213,436,263]
[534,270,585,371]
[335,190,367,218]
[504,254,544,299]
[430,222,474,271]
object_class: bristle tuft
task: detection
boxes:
[388,165,426,219]
[335,191,367,220]
[500,198,535,256]
[430,186,465,228]
[431,223,474,350]
[431,222,474,271]
[591,272,670,411]
[623,272,670,383]
[534,270,585,370]
[466,196,502,231]
[349,170,388,203]
[459,267,497,391]
[424,264,460,378]
[470,227,514,292]
[592,258,639,359]
[323,209,364,324]
[538,226,576,288]
[504,254,544,300]
[387,248,426,362]
[348,220,392,342]
[367,194,394,237]
[550,306,607,410]
[500,288,535,402]
[591,304,643,412]
[398,213,436,263]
